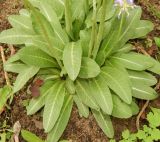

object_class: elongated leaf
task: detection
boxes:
[79,57,100,79]
[65,77,76,95]
[8,15,33,31]
[89,76,113,114]
[73,95,89,118]
[100,7,142,58]
[4,62,28,73]
[116,44,133,53]
[13,66,39,93]
[63,42,82,81]
[25,0,63,59]
[19,46,58,68]
[47,95,73,142]
[21,130,44,142]
[76,79,99,110]
[112,95,132,118]
[0,28,38,44]
[0,86,12,111]
[110,52,154,71]
[43,81,65,132]
[132,20,154,39]
[26,36,64,58]
[128,70,157,86]
[40,1,68,44]
[92,109,114,138]
[147,57,160,74]
[5,52,20,64]
[27,81,55,115]
[46,0,65,19]
[132,84,158,100]
[101,66,132,104]
[80,29,91,57]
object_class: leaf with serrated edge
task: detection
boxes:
[43,81,65,132]
[47,95,73,142]
[89,76,113,114]
[63,42,82,81]
[92,109,114,138]
[13,66,39,93]
[101,66,132,104]
[76,79,99,110]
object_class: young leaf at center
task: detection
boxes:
[63,42,82,81]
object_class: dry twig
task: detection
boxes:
[136,100,149,129]
[0,46,11,86]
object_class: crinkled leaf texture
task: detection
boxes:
[0,0,159,141]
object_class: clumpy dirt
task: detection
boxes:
[1,0,160,142]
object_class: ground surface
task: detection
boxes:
[0,0,160,142]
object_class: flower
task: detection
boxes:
[114,0,136,17]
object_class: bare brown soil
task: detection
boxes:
[0,0,160,142]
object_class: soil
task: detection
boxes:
[0,0,160,142]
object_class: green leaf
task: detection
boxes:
[19,46,58,68]
[43,81,65,132]
[130,101,139,115]
[47,95,73,142]
[79,57,100,79]
[97,0,114,22]
[128,70,157,86]
[155,37,160,48]
[89,76,113,114]
[0,133,6,142]
[4,62,28,73]
[80,29,91,57]
[26,36,64,58]
[101,66,132,104]
[25,0,63,59]
[21,130,44,142]
[0,86,12,111]
[92,109,114,138]
[122,130,130,140]
[147,108,160,128]
[100,7,142,58]
[65,77,76,95]
[110,52,154,71]
[147,57,160,74]
[13,66,39,93]
[132,20,154,39]
[116,44,133,54]
[73,95,89,118]
[8,14,33,32]
[112,95,132,118]
[46,0,65,19]
[63,42,82,81]
[0,28,38,44]
[27,81,54,115]
[40,1,68,44]
[76,79,99,110]
[132,84,158,100]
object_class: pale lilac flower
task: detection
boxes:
[114,0,136,17]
